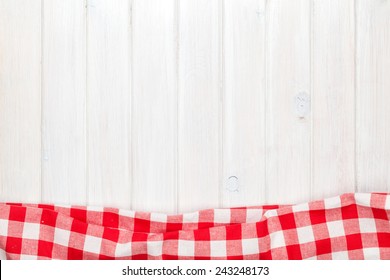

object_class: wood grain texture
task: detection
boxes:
[87,0,132,208]
[132,0,177,213]
[0,0,42,202]
[223,0,266,207]
[42,0,87,205]
[1,0,390,211]
[356,0,390,192]
[178,0,221,212]
[311,0,355,199]
[266,0,311,204]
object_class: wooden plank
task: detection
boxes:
[266,0,311,204]
[223,0,266,207]
[311,0,355,199]
[0,0,41,202]
[178,0,221,212]
[87,0,132,208]
[356,0,390,192]
[132,0,177,213]
[42,0,86,205]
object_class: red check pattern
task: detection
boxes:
[1,193,390,260]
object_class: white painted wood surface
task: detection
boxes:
[87,0,132,208]
[266,0,311,204]
[223,0,266,207]
[311,0,355,199]
[356,0,390,193]
[42,0,86,205]
[1,0,390,213]
[132,0,177,213]
[178,0,221,213]
[0,0,42,202]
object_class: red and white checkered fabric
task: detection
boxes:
[1,193,390,260]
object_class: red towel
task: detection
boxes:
[1,193,390,260]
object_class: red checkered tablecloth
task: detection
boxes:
[1,193,390,260]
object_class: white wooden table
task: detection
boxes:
[0,0,389,213]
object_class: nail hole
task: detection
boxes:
[226,176,239,192]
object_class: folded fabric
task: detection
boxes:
[0,193,390,260]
